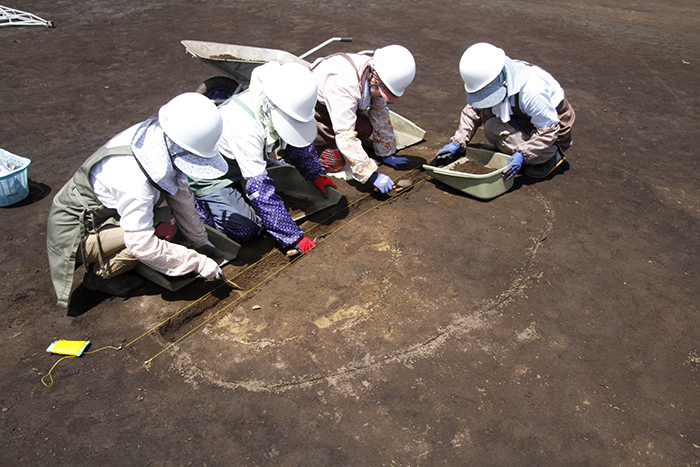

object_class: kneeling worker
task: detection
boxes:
[311,44,417,193]
[47,93,228,308]
[436,42,575,179]
[188,62,334,257]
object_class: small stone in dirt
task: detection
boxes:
[252,305,261,310]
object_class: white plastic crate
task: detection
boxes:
[0,148,31,206]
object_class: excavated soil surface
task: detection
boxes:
[450,159,495,175]
[1,1,699,465]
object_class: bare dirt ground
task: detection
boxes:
[2,1,699,465]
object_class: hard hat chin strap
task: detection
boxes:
[164,134,188,159]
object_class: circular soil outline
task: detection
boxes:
[166,185,553,393]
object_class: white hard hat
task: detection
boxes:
[158,92,223,159]
[263,62,318,147]
[269,108,318,148]
[372,45,416,97]
[264,62,317,121]
[459,42,506,93]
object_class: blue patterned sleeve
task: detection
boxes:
[245,174,303,248]
[282,144,325,181]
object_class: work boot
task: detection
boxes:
[83,269,144,297]
[524,150,566,178]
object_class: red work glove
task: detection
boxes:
[312,175,337,197]
[286,236,316,257]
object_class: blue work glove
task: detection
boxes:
[503,152,524,180]
[369,172,395,194]
[435,142,461,159]
[382,155,409,168]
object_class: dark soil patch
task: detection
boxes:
[210,54,237,60]
[451,159,495,175]
[157,285,233,342]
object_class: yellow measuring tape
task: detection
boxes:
[41,345,121,387]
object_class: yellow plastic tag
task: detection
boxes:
[46,340,90,357]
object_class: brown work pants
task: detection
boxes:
[483,97,575,165]
[75,225,138,278]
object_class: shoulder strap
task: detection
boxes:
[311,53,360,81]
[226,94,256,119]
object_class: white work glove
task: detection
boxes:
[198,256,223,280]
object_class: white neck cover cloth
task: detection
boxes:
[492,58,532,123]
[131,115,183,195]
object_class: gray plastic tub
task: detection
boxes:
[266,164,344,221]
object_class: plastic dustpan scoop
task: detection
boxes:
[134,224,241,292]
[267,165,345,221]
